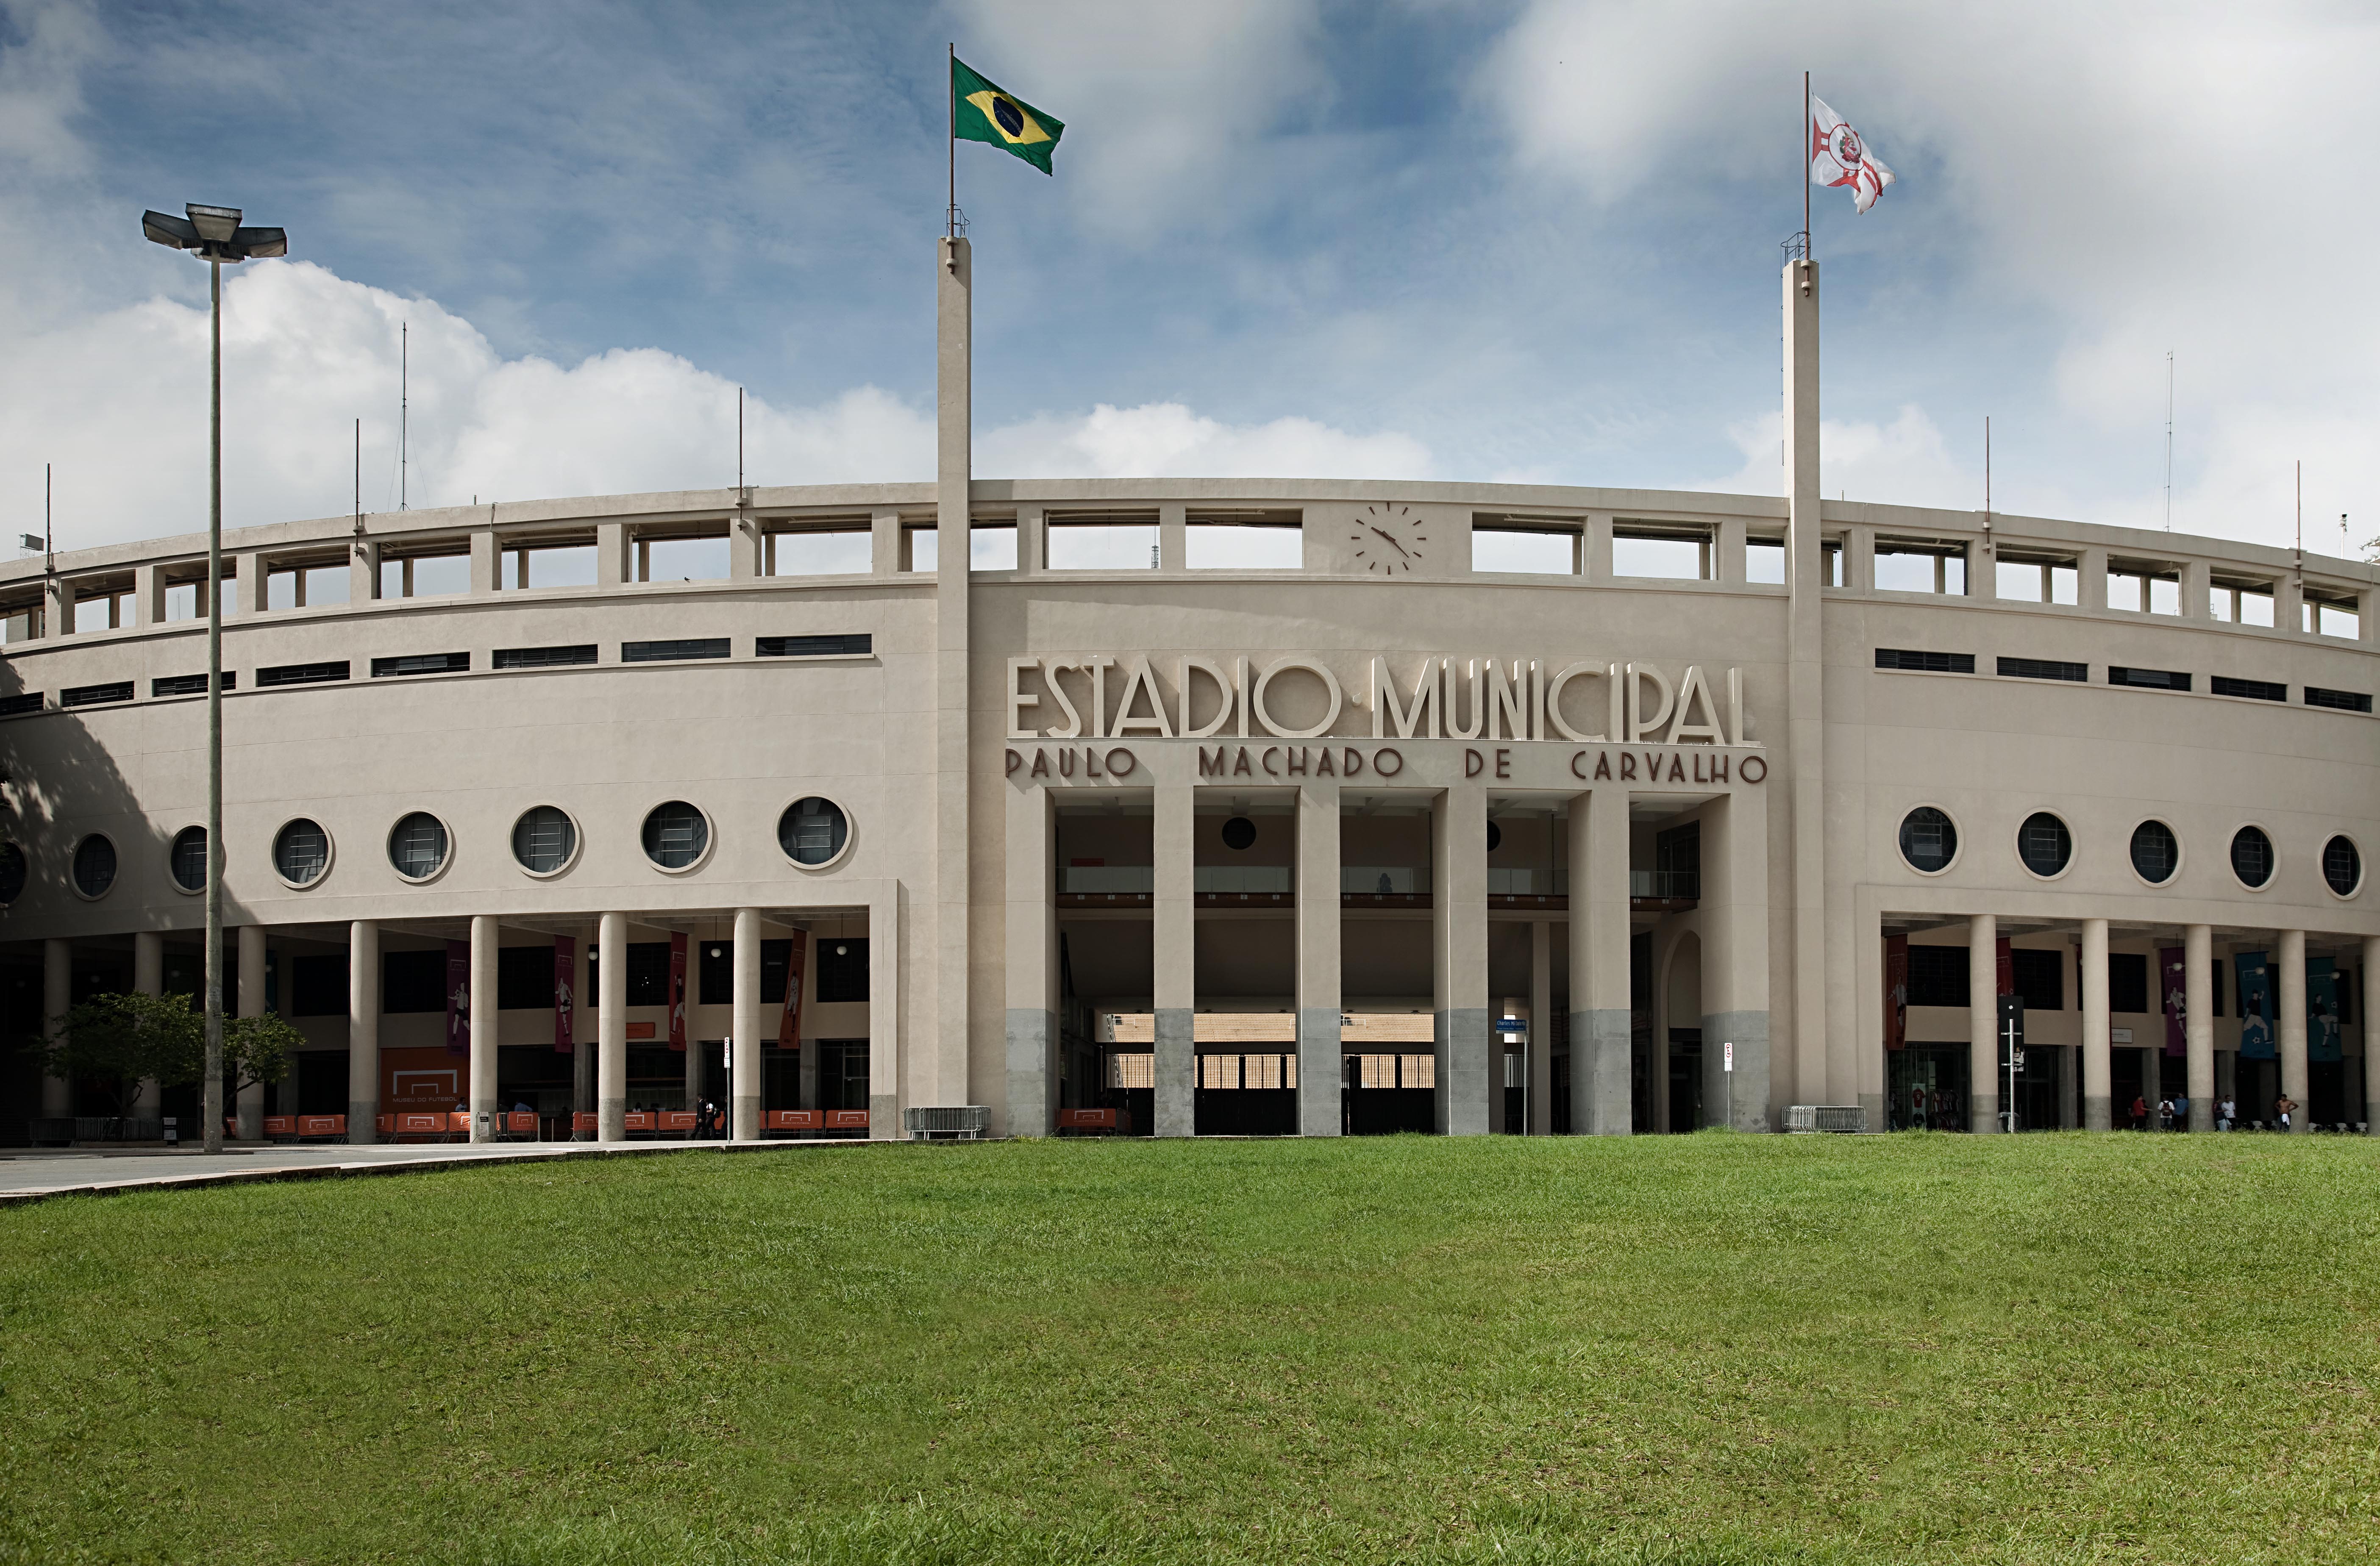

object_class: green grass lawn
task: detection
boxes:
[3,1132,2377,1565]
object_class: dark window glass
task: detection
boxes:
[587,943,673,1009]
[152,672,232,698]
[698,939,734,1005]
[274,819,330,885]
[387,813,448,879]
[72,835,117,897]
[1898,808,1957,872]
[2010,948,2064,1012]
[1906,945,1969,1008]
[371,652,470,677]
[512,806,576,873]
[779,797,848,865]
[498,945,555,1010]
[383,950,446,1013]
[641,802,708,868]
[2230,825,2274,888]
[2016,812,2071,877]
[2209,675,2285,702]
[1221,816,1257,851]
[1997,657,2087,683]
[815,938,869,1004]
[170,826,208,892]
[256,661,349,687]
[622,638,728,663]
[2130,820,2179,884]
[61,681,135,708]
[0,692,44,716]
[1874,648,1974,674]
[0,841,23,903]
[292,953,350,1016]
[2108,952,2149,1015]
[757,634,872,657]
[2305,685,2372,714]
[493,644,597,670]
[761,938,792,1006]
[2323,835,2362,897]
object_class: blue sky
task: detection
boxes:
[3,0,2374,558]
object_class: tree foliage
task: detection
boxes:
[33,991,295,1116]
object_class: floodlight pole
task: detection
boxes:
[204,253,225,1154]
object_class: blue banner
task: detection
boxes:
[2236,951,2274,1060]
[2309,958,2342,1063]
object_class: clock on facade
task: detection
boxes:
[1348,503,1427,574]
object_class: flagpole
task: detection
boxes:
[947,41,956,239]
[1802,70,1811,261]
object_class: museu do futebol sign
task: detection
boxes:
[1003,655,1768,787]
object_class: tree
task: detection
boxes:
[222,1012,299,1104]
[35,991,202,1118]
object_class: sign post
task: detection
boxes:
[1998,995,2024,1133]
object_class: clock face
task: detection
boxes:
[1348,503,1427,575]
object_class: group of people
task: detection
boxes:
[2130,1094,2296,1131]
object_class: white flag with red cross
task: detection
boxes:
[1810,97,1895,214]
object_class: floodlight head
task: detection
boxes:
[188,203,242,242]
[142,205,286,262]
[233,225,287,258]
[142,209,201,250]
[17,534,43,553]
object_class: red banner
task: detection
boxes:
[553,935,576,1053]
[1884,934,1908,1051]
[1996,936,2014,998]
[445,940,470,1055]
[668,931,689,1052]
[776,931,806,1048]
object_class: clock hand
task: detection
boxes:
[1368,525,1411,559]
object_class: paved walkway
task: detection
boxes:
[0,1138,858,1207]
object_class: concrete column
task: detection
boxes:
[468,916,498,1141]
[798,933,820,1109]
[42,937,71,1118]
[1715,518,1748,586]
[2078,547,2109,612]
[228,552,259,616]
[469,529,499,594]
[2274,576,2303,637]
[350,538,380,605]
[1013,505,1045,578]
[596,523,627,589]
[1700,792,1771,1131]
[870,509,902,576]
[683,968,702,1112]
[2185,924,2214,1130]
[1570,786,1632,1135]
[1152,781,1196,1136]
[598,912,627,1141]
[1969,915,1999,1133]
[133,562,161,628]
[2278,928,2308,1133]
[1158,500,1187,573]
[1296,782,1342,1136]
[1583,515,1614,581]
[348,921,379,1144]
[43,576,68,639]
[732,909,762,1141]
[1003,783,1057,1137]
[1782,260,1834,1114]
[2180,559,2210,621]
[1845,526,1875,593]
[1434,783,1490,1136]
[869,886,902,1139]
[2060,1045,2079,1129]
[2142,1046,2162,1123]
[1529,920,1553,1134]
[132,931,163,1123]
[236,925,267,1139]
[730,514,762,580]
[571,932,593,1136]
[2366,938,2380,1135]
[932,234,973,1114]
[2081,920,2110,1129]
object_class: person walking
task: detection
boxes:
[2157,1096,2174,1131]
[2130,1094,2149,1131]
[2171,1093,2190,1130]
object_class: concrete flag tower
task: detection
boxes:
[934,230,973,1124]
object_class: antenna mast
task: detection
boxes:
[2164,351,2173,531]
[44,463,53,574]
[400,321,409,511]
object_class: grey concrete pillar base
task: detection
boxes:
[598,1098,626,1144]
[1004,1008,1054,1139]
[1857,1092,1886,1133]
[1153,1009,1195,1137]
[2083,1096,2112,1132]
[347,1101,379,1145]
[1969,1094,2000,1135]
[732,1094,760,1143]
[1703,1011,1770,1132]
[1575,1009,1632,1135]
[470,1097,497,1144]
[868,1091,900,1141]
[2189,1102,2213,1133]
[1440,1007,1491,1136]
[1298,1008,1343,1137]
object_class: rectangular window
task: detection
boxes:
[381,553,468,600]
[493,644,597,670]
[638,533,728,583]
[1046,512,1159,571]
[151,673,234,698]
[1,601,44,642]
[2209,675,2285,702]
[504,540,598,591]
[1187,511,1302,569]
[1611,524,1709,580]
[382,950,445,1013]
[2305,685,2373,714]
[2010,948,2064,1013]
[2305,597,2360,638]
[59,681,134,709]
[1905,945,1970,1008]
[1996,555,2079,604]
[903,522,1018,572]
[1875,539,1967,595]
[256,661,350,687]
[0,692,43,716]
[1874,648,1975,674]
[760,939,793,1006]
[814,938,869,1004]
[698,940,734,1006]
[1745,536,1785,584]
[1471,520,1578,576]
[72,588,130,632]
[370,652,470,678]
[291,953,349,1017]
[2109,666,2190,692]
[584,943,671,1007]
[2108,952,2149,1015]
[2210,579,2275,625]
[497,945,554,1010]
[1106,1052,1155,1089]
[756,634,872,658]
[621,638,729,663]
[1998,656,2087,683]
[769,525,873,577]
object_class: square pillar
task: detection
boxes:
[1969,915,1999,1133]
[349,921,379,1144]
[1528,920,1553,1134]
[1153,782,1196,1136]
[2081,919,2110,1130]
[2185,925,2214,1130]
[869,885,902,1139]
[1845,526,1875,593]
[236,925,268,1139]
[571,932,593,1136]
[468,528,499,594]
[350,538,380,605]
[1583,514,1614,581]
[730,514,762,580]
[2364,938,2380,1134]
[132,932,164,1117]
[2180,559,2210,621]
[870,509,903,576]
[1296,782,1342,1137]
[1004,783,1057,1138]
[1158,501,1187,573]
[2278,928,2308,1132]
[469,917,498,1140]
[43,576,68,639]
[1715,518,1748,586]
[598,912,627,1141]
[1569,786,1632,1135]
[133,563,162,628]
[2274,576,2303,636]
[732,909,762,1141]
[1699,792,1771,1131]
[596,523,627,589]
[42,938,70,1118]
[2078,547,2110,611]
[1434,784,1490,1135]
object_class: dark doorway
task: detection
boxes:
[1196,1052,1298,1135]
[1668,1030,1703,1132]
[1343,1052,1432,1135]
[816,1039,869,1110]
[1887,1044,1968,1130]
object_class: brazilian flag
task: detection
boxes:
[953,56,1063,175]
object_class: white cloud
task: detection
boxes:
[979,400,1431,480]
[1700,405,1971,513]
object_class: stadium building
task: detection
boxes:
[1,252,2373,1145]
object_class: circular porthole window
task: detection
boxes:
[72,834,118,899]
[641,801,710,870]
[1897,807,1957,874]
[0,842,28,904]
[512,805,579,876]
[170,826,208,893]
[387,813,450,881]
[2016,812,2071,878]
[273,819,331,888]
[1221,816,1257,851]
[1486,820,1503,852]
[2130,820,2180,885]
[2323,835,2362,898]
[778,797,850,868]
[2229,825,2274,890]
